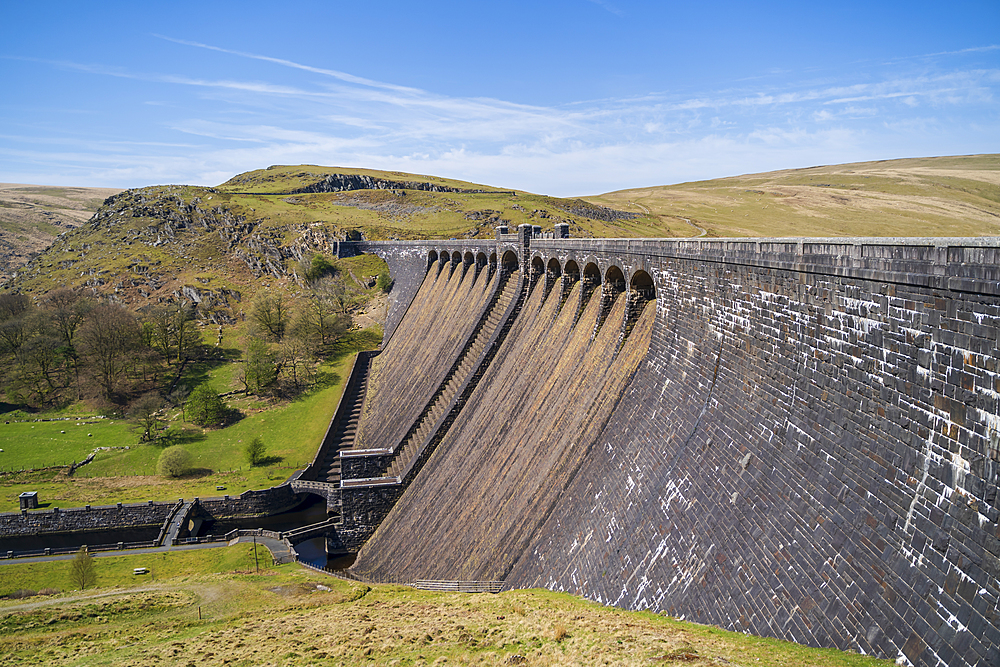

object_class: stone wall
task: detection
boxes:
[350,236,1000,667]
[507,238,1000,667]
[0,501,171,537]
[197,484,303,519]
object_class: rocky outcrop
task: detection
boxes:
[290,173,503,195]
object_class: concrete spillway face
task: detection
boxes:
[350,266,657,583]
[355,254,497,452]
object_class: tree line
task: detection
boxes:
[0,253,377,420]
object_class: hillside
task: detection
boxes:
[3,167,670,315]
[0,549,890,667]
[585,154,1000,238]
[0,184,122,278]
[5,155,999,315]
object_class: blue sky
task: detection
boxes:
[1,1,998,196]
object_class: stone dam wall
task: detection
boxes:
[350,235,1000,667]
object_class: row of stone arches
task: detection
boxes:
[423,248,656,303]
[426,249,523,279]
[529,256,656,303]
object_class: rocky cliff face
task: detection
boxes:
[290,172,502,195]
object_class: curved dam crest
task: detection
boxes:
[335,233,1000,667]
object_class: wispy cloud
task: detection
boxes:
[587,0,624,16]
[2,37,998,194]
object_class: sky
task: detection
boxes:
[1,1,998,196]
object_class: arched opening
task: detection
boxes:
[579,262,602,317]
[604,265,626,298]
[530,256,545,292]
[476,251,488,278]
[427,250,438,273]
[559,259,580,312]
[563,259,580,283]
[501,250,519,275]
[630,270,655,301]
[620,270,656,348]
[489,252,497,276]
[545,258,562,301]
[464,251,474,268]
[594,265,626,334]
[440,250,451,266]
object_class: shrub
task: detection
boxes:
[245,436,267,467]
[187,384,228,427]
[377,270,393,293]
[157,445,192,478]
[9,589,36,599]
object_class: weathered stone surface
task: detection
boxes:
[343,236,1000,667]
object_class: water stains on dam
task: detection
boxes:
[350,255,655,582]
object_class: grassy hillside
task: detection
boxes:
[586,154,1000,238]
[4,168,671,313]
[0,549,891,667]
[0,184,122,278]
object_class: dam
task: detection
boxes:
[313,227,1000,667]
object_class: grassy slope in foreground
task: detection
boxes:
[0,548,891,667]
[586,154,1000,238]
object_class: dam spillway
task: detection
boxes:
[321,232,1000,667]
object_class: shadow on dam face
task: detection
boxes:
[350,271,655,582]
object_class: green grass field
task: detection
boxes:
[0,548,892,667]
[0,327,382,512]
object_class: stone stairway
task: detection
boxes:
[382,272,522,479]
[315,359,372,486]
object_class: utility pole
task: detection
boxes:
[253,535,259,573]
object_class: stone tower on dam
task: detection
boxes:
[301,227,1000,667]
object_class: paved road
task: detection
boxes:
[0,536,294,566]
[0,541,227,565]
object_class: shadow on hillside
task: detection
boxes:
[157,429,207,447]
[254,455,284,467]
[179,467,213,479]
[174,348,242,395]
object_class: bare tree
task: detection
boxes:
[44,288,92,348]
[77,304,141,400]
[128,392,165,442]
[69,547,96,590]
[250,294,291,342]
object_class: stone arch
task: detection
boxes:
[476,251,488,278]
[427,250,438,272]
[440,250,451,265]
[501,250,520,274]
[530,256,545,291]
[489,252,497,274]
[630,269,655,301]
[619,269,656,348]
[579,261,602,317]
[546,257,562,278]
[464,251,475,267]
[604,265,626,297]
[563,259,580,283]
